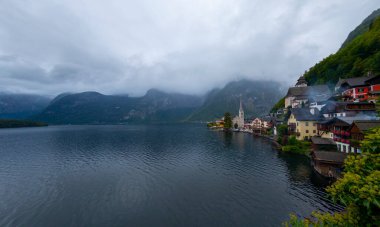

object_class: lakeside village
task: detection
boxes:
[207,73,380,179]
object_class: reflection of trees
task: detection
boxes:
[233,132,246,151]
[216,131,248,151]
[221,131,233,148]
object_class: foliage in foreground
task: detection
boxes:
[284,127,380,226]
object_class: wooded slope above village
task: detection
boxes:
[304,10,380,86]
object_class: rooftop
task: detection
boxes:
[321,101,376,114]
[295,76,307,86]
[351,120,380,132]
[337,116,379,125]
[291,108,322,121]
[318,117,350,126]
[335,75,376,88]
[286,85,331,100]
[312,151,347,164]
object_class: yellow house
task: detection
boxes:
[288,108,321,140]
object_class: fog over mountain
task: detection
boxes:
[0,0,379,96]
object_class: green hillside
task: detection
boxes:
[271,10,380,113]
[341,9,380,48]
[304,15,380,86]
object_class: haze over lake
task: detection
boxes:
[0,124,341,226]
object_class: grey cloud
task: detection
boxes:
[0,0,379,96]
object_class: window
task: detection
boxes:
[343,145,346,153]
[313,130,316,133]
[305,122,309,126]
[313,123,316,126]
[306,130,309,133]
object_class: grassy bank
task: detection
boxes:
[281,136,311,155]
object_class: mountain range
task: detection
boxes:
[0,94,50,119]
[4,9,379,124]
[33,90,203,124]
[187,80,284,121]
[0,80,284,124]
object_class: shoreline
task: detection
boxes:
[209,127,282,150]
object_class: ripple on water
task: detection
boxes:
[0,125,341,226]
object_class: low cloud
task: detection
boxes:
[0,0,379,96]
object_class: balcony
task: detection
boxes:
[333,130,350,137]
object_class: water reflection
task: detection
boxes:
[0,125,342,226]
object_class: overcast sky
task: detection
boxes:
[0,0,379,96]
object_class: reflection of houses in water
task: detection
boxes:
[233,131,246,151]
[215,129,247,151]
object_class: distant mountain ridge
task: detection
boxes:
[0,94,51,119]
[1,79,285,124]
[33,90,203,124]
[187,80,285,121]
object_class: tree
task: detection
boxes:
[285,127,380,226]
[223,112,232,129]
[276,124,288,145]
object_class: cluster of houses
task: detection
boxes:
[210,72,380,178]
[209,98,274,134]
[232,99,273,134]
[280,73,380,178]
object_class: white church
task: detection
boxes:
[232,97,244,129]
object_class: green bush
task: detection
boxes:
[281,136,311,154]
[284,127,380,226]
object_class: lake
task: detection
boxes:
[0,124,341,226]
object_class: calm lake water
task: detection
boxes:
[0,124,341,226]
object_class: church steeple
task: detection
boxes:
[295,75,307,87]
[239,96,244,119]
[233,95,245,129]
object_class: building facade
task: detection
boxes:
[288,108,320,140]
